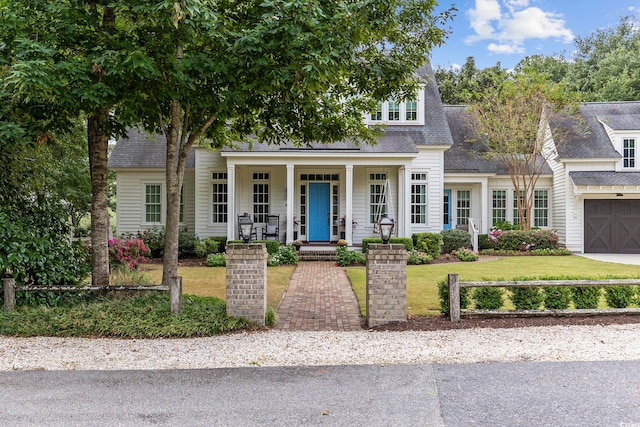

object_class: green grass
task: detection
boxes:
[143,264,295,309]
[0,294,254,338]
[346,256,640,316]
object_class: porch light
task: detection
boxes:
[239,215,254,243]
[379,214,394,244]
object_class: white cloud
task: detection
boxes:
[465,0,574,55]
[488,42,524,54]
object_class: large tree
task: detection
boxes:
[113,0,454,285]
[434,57,509,104]
[465,74,576,229]
[565,15,640,101]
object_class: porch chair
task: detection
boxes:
[262,214,280,241]
[237,213,257,242]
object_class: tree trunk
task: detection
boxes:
[88,110,110,286]
[162,99,183,286]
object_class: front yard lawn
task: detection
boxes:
[346,256,640,316]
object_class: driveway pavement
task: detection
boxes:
[1,361,639,426]
[577,253,640,265]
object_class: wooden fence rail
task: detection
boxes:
[2,277,182,314]
[448,273,640,322]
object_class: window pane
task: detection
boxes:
[388,101,400,121]
[534,190,548,227]
[406,100,417,121]
[145,184,161,223]
[492,190,506,226]
[211,174,228,223]
[456,190,470,225]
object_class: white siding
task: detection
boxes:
[194,149,227,238]
[114,169,195,235]
[408,148,446,234]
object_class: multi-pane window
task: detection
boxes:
[534,190,549,227]
[369,173,387,223]
[145,184,161,223]
[456,190,470,225]
[492,190,507,226]
[406,100,417,121]
[513,190,526,226]
[252,172,270,223]
[211,172,228,223]
[623,138,636,168]
[370,102,383,121]
[388,101,400,121]
[411,173,427,224]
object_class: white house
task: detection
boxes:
[108,65,640,254]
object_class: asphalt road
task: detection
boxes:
[1,361,639,426]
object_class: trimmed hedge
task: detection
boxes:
[488,229,560,251]
[440,229,471,254]
[412,232,443,259]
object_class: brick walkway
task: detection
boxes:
[276,262,362,331]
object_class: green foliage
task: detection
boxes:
[254,240,280,255]
[335,246,365,266]
[194,237,220,258]
[206,253,227,267]
[133,227,166,258]
[437,278,470,315]
[434,57,510,104]
[604,286,635,308]
[210,236,227,253]
[472,287,504,310]
[570,287,602,309]
[265,307,278,327]
[413,232,443,259]
[488,229,560,251]
[508,287,543,310]
[178,230,198,258]
[478,234,490,250]
[492,221,515,231]
[109,268,153,286]
[268,245,299,266]
[529,248,572,256]
[406,249,432,265]
[0,199,91,286]
[542,286,571,310]
[440,229,471,254]
[454,248,478,262]
[0,294,255,337]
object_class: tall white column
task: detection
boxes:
[226,164,236,240]
[345,164,353,245]
[286,164,295,244]
[481,178,489,234]
[398,165,411,237]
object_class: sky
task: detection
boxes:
[430,0,640,70]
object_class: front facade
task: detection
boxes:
[108,70,640,254]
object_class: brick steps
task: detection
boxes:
[298,250,336,262]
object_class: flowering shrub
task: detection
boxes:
[406,249,431,265]
[453,248,478,262]
[487,229,560,251]
[108,238,150,270]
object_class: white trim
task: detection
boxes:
[142,182,163,225]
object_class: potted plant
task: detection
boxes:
[292,239,303,251]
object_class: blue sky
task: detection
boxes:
[430,0,640,70]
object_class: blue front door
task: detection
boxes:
[443,189,452,230]
[309,183,330,241]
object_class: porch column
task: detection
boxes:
[286,163,295,244]
[345,163,353,245]
[398,165,411,237]
[481,178,489,234]
[226,164,236,240]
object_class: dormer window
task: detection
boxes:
[388,101,400,121]
[365,88,425,125]
[623,138,636,168]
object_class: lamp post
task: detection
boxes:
[239,215,254,243]
[379,214,394,244]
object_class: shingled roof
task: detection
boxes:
[548,102,640,160]
[108,129,196,169]
[443,105,552,175]
[569,171,640,187]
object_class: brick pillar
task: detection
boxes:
[226,243,268,326]
[366,243,408,328]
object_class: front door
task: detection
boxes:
[443,189,452,230]
[309,183,330,241]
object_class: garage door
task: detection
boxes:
[584,200,640,253]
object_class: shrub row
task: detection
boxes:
[488,229,560,251]
[438,275,640,314]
